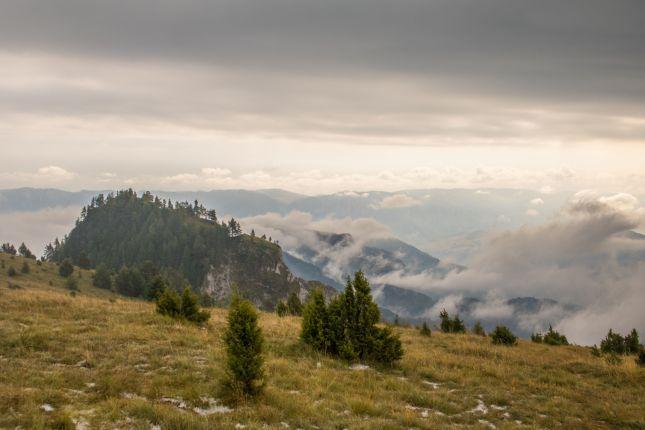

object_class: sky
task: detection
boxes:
[1,0,645,194]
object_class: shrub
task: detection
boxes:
[544,327,568,346]
[92,264,112,290]
[66,276,79,291]
[637,349,645,366]
[624,328,640,354]
[275,300,289,317]
[473,321,486,336]
[600,329,626,354]
[439,309,466,333]
[301,271,403,365]
[531,332,543,343]
[156,288,181,318]
[59,259,74,277]
[223,293,264,397]
[20,261,30,274]
[180,287,210,323]
[491,325,517,346]
[145,275,167,300]
[590,345,601,357]
[7,266,17,277]
[419,321,431,337]
[287,291,303,316]
[301,289,331,351]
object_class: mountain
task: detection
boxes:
[49,190,334,309]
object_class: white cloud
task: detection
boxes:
[530,197,544,206]
[372,194,423,209]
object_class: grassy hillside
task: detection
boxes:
[1,254,643,430]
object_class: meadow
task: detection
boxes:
[1,253,643,429]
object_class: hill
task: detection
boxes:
[47,190,333,310]
[1,253,643,429]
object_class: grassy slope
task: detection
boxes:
[0,254,643,430]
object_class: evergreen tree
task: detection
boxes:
[275,300,289,317]
[473,321,486,336]
[301,289,330,351]
[7,266,17,277]
[115,266,145,297]
[624,329,640,354]
[92,264,112,290]
[20,261,30,274]
[59,259,74,277]
[145,275,167,300]
[18,243,35,259]
[419,321,431,337]
[156,287,181,318]
[1,243,17,255]
[543,325,568,346]
[287,291,303,316]
[531,332,543,343]
[601,329,626,354]
[451,315,466,333]
[223,293,264,397]
[439,309,451,333]
[180,287,210,323]
[491,325,517,346]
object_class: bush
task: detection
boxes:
[534,325,569,346]
[66,276,79,291]
[600,329,626,354]
[180,287,210,323]
[419,321,431,337]
[590,345,601,357]
[624,329,640,354]
[637,349,645,366]
[59,259,74,277]
[301,289,331,351]
[300,271,403,365]
[223,293,264,397]
[92,264,113,290]
[287,291,303,316]
[491,325,517,346]
[7,266,17,277]
[439,309,466,333]
[20,261,30,274]
[473,321,486,336]
[275,300,289,317]
[145,275,167,300]
[156,288,182,318]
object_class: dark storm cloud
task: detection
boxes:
[2,0,645,105]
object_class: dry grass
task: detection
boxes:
[1,254,644,429]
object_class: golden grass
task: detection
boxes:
[1,254,644,429]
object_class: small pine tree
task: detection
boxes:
[21,261,30,274]
[473,321,486,336]
[59,259,74,277]
[624,329,640,354]
[301,289,330,351]
[600,329,626,354]
[491,325,517,346]
[543,325,568,346]
[287,291,303,316]
[92,264,112,290]
[275,300,288,317]
[18,243,35,259]
[7,266,17,277]
[223,293,264,397]
[180,287,210,323]
[145,275,167,300]
[531,332,543,343]
[156,288,181,318]
[439,309,451,333]
[420,321,431,337]
[451,315,466,333]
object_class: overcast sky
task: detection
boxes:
[1,0,644,194]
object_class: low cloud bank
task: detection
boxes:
[375,191,645,344]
